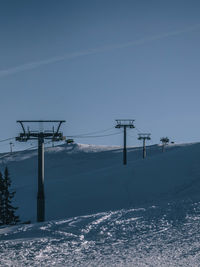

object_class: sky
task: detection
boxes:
[1,0,200,152]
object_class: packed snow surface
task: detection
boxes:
[1,142,200,266]
[1,201,200,266]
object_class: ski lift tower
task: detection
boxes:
[16,120,66,222]
[115,119,135,165]
[138,133,151,159]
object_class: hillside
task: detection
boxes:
[1,142,200,222]
[1,142,200,266]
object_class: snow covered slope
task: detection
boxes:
[1,200,200,266]
[1,142,200,266]
[1,142,200,222]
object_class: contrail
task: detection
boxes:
[1,24,200,77]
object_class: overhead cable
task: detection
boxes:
[68,131,123,138]
[68,127,115,137]
[0,137,15,143]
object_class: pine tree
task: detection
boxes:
[0,171,4,225]
[2,167,20,225]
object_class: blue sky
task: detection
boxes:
[1,0,200,152]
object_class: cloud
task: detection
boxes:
[0,24,200,77]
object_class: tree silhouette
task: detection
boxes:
[0,167,20,225]
[0,171,4,225]
[160,137,170,152]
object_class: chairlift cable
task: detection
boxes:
[68,127,115,137]
[0,140,54,161]
[0,137,15,143]
[68,131,123,138]
[135,127,142,133]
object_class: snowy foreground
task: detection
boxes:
[1,201,200,266]
[1,142,200,266]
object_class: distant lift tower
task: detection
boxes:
[115,119,135,165]
[138,133,151,159]
[16,120,66,222]
[9,142,14,154]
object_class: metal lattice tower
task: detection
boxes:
[115,119,135,165]
[16,120,66,222]
[138,133,151,159]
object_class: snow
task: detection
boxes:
[2,141,200,222]
[1,201,200,266]
[1,142,200,266]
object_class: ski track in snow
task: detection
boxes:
[1,201,200,266]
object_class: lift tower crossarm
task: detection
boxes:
[16,120,66,222]
[115,119,135,165]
